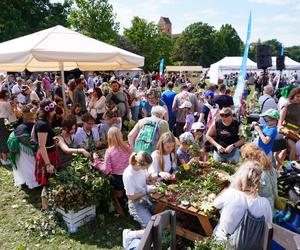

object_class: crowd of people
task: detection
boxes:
[0,69,300,249]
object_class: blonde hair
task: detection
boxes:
[240,143,272,170]
[129,151,152,167]
[107,127,130,152]
[231,161,262,195]
[155,132,176,172]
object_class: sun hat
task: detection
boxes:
[191,122,206,131]
[259,109,280,120]
[179,101,192,109]
[179,132,195,143]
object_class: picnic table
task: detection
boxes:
[152,191,214,241]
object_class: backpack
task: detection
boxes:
[206,104,220,128]
[227,208,265,250]
[134,119,161,154]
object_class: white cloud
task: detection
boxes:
[182,9,220,22]
[272,14,300,23]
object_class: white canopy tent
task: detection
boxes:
[209,56,257,84]
[0,25,144,108]
[270,56,300,71]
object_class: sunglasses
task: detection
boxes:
[220,113,231,118]
[263,117,275,123]
[43,103,55,112]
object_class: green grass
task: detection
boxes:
[0,165,138,250]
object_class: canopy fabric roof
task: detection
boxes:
[271,56,300,70]
[209,57,257,84]
[165,66,202,72]
[0,25,144,72]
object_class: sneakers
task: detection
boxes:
[122,229,132,249]
[0,159,11,166]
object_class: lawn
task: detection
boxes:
[0,165,138,250]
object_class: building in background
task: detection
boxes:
[158,17,172,35]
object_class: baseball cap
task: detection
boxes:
[179,132,195,143]
[191,122,206,131]
[179,101,192,109]
[259,109,280,120]
[204,90,214,99]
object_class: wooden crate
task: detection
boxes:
[56,206,96,230]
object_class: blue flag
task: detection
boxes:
[159,58,164,76]
[233,12,252,111]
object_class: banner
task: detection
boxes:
[233,12,252,111]
[159,58,164,76]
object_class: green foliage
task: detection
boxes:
[124,16,174,71]
[49,154,112,212]
[191,237,226,250]
[286,46,300,62]
[23,210,63,238]
[0,0,71,43]
[68,0,119,44]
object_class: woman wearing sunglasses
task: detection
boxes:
[34,100,61,211]
[207,107,244,164]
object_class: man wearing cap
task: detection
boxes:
[258,85,277,124]
[199,90,215,124]
[172,84,199,137]
[207,107,244,164]
[17,86,31,108]
[252,109,279,158]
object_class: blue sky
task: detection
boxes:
[52,0,300,46]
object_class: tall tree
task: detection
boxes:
[124,17,174,72]
[174,22,216,67]
[263,39,282,56]
[68,0,119,44]
[0,0,70,43]
[286,46,300,62]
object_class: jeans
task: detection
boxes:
[213,148,240,164]
[131,106,140,122]
[127,238,141,250]
[128,196,154,229]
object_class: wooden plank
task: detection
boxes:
[176,225,204,242]
[177,203,189,210]
[152,192,164,200]
[197,214,213,236]
[187,206,199,213]
[272,223,299,250]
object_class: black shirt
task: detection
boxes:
[215,119,240,148]
[213,94,234,109]
[35,119,56,151]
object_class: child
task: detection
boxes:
[123,151,156,229]
[176,132,197,167]
[191,122,209,162]
[252,109,279,159]
[148,132,177,180]
[179,101,194,132]
[97,127,132,190]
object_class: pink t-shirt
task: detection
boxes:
[185,113,195,132]
[42,77,51,91]
[101,147,132,175]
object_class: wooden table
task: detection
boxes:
[151,192,214,242]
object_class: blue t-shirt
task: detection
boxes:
[161,90,176,118]
[258,124,277,155]
[200,104,210,124]
[176,148,191,166]
[141,99,166,117]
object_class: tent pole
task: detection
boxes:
[59,62,67,110]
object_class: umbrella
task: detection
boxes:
[0,25,144,108]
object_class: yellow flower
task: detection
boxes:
[183,164,190,171]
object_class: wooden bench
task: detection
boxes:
[138,210,176,250]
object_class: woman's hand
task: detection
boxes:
[46,164,54,174]
[81,149,91,158]
[159,171,171,180]
[216,144,226,153]
[225,144,234,153]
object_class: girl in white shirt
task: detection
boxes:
[148,132,177,180]
[123,151,155,228]
[213,161,272,241]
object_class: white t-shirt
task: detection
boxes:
[11,84,21,95]
[148,151,176,174]
[213,187,272,241]
[123,165,148,196]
